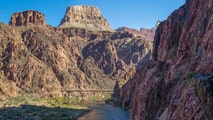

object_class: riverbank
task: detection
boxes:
[0,94,90,120]
[0,93,130,120]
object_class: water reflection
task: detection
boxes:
[78,103,130,120]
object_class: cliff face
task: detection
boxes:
[58,27,152,84]
[0,10,115,99]
[57,7,153,81]
[82,35,152,76]
[59,5,112,31]
[9,11,46,26]
[117,0,213,119]
[116,27,156,41]
[154,0,213,72]
[0,6,153,99]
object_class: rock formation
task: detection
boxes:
[0,6,153,99]
[82,35,152,76]
[0,10,114,99]
[116,27,156,41]
[115,0,213,119]
[58,26,152,79]
[57,6,153,81]
[9,10,46,26]
[59,5,112,31]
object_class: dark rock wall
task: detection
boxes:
[117,0,213,119]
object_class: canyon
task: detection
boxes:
[0,0,212,119]
[114,0,213,119]
[0,5,153,100]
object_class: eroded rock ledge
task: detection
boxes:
[59,5,112,31]
[9,10,46,26]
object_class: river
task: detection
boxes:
[78,103,130,120]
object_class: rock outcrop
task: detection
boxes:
[116,27,156,41]
[59,6,112,31]
[59,26,153,80]
[116,0,213,119]
[57,27,134,41]
[82,35,152,76]
[9,10,46,26]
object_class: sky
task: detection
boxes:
[0,0,185,30]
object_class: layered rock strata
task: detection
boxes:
[9,11,46,26]
[59,5,112,31]
[116,27,156,41]
[0,6,153,99]
[58,26,153,80]
[0,10,114,99]
[116,0,213,119]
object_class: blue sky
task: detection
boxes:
[0,0,185,29]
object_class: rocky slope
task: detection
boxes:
[57,6,153,82]
[115,0,213,119]
[0,6,153,99]
[116,27,156,41]
[83,35,152,75]
[58,27,153,85]
[0,10,114,99]
[59,5,112,31]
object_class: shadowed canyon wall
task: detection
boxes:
[115,0,213,119]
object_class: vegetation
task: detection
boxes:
[184,72,195,80]
[66,93,112,104]
[105,98,122,107]
[0,93,90,120]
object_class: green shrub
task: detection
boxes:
[0,93,89,120]
[184,72,194,80]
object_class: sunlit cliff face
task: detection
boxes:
[9,10,46,26]
[59,5,112,31]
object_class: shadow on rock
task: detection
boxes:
[0,104,90,120]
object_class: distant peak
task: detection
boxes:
[9,10,46,26]
[67,5,100,9]
[116,27,156,41]
[59,5,112,31]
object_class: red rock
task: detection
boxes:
[59,6,112,31]
[58,26,152,80]
[117,0,213,119]
[9,10,46,26]
[116,27,156,41]
[0,6,153,99]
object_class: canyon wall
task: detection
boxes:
[0,6,153,99]
[0,10,114,99]
[116,0,213,119]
